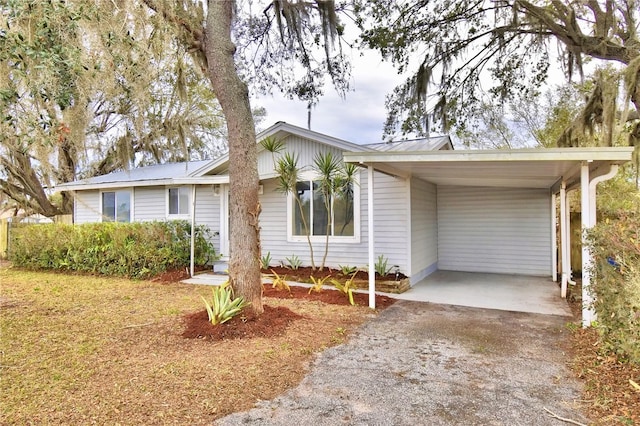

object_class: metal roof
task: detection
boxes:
[364,136,452,152]
[56,160,215,191]
[344,147,635,191]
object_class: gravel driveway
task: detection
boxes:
[216,300,587,425]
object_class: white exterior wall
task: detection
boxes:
[133,187,164,221]
[195,185,222,254]
[437,186,551,276]
[410,177,438,282]
[257,136,346,176]
[74,190,100,223]
[72,185,220,249]
[259,170,410,274]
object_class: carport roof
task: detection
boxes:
[343,147,634,191]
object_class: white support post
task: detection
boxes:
[190,184,197,277]
[559,182,568,297]
[551,192,557,282]
[581,162,594,327]
[368,165,375,309]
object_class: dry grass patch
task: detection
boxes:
[0,268,379,425]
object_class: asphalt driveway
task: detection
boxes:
[216,300,588,425]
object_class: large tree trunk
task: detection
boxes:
[205,0,263,314]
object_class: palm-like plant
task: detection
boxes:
[313,152,341,270]
[262,146,316,270]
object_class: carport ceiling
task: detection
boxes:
[343,147,634,189]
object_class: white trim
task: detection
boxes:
[166,186,191,219]
[99,188,133,223]
[345,147,634,164]
[559,181,568,298]
[56,176,229,192]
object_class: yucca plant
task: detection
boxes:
[201,282,250,325]
[270,269,291,291]
[308,275,331,294]
[330,272,357,306]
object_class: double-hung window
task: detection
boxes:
[289,174,358,241]
[102,190,131,222]
[168,186,190,217]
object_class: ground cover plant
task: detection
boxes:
[0,266,387,425]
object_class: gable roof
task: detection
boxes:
[364,135,453,152]
[189,121,375,177]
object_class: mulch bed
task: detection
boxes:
[182,276,396,342]
[182,305,303,340]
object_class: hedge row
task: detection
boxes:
[587,214,640,364]
[9,221,217,279]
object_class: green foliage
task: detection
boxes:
[285,254,302,270]
[338,264,358,276]
[270,269,290,292]
[260,251,272,270]
[374,255,392,276]
[587,214,640,364]
[9,220,218,279]
[201,282,250,325]
[308,275,330,294]
[330,272,357,306]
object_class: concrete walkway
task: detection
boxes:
[216,301,587,425]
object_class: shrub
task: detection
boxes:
[9,220,218,279]
[587,214,640,364]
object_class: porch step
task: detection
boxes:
[213,261,229,274]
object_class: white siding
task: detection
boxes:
[259,171,410,274]
[133,187,165,221]
[258,135,346,176]
[410,178,438,281]
[74,190,100,223]
[437,186,551,276]
[195,185,221,253]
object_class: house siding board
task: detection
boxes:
[194,185,221,253]
[133,187,165,221]
[258,171,409,274]
[437,186,551,276]
[410,178,438,278]
[75,190,100,223]
[258,135,346,176]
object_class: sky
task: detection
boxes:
[254,49,405,145]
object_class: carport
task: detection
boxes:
[344,147,634,324]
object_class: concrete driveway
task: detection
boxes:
[216,301,587,425]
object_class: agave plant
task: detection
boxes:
[201,281,250,325]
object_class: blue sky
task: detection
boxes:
[254,50,404,145]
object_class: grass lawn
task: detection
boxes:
[0,267,377,425]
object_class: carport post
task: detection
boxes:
[551,191,557,283]
[368,165,375,309]
[559,181,568,298]
[581,162,594,327]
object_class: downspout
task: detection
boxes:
[190,184,197,278]
[589,165,619,228]
[551,191,557,283]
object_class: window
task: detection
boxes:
[290,178,357,239]
[102,190,131,222]
[168,187,190,216]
